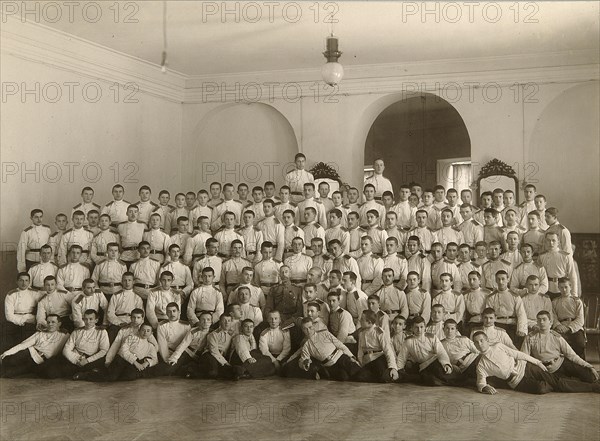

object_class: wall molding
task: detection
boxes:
[2,17,599,104]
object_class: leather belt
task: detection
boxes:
[459,352,471,361]
[496,316,516,320]
[543,357,561,366]
[172,285,186,290]
[122,246,138,251]
[363,280,373,283]
[116,312,129,316]
[64,287,82,292]
[291,192,303,196]
[291,279,306,284]
[99,282,122,287]
[134,283,156,289]
[365,350,383,355]
[322,349,339,365]
[149,250,165,255]
[548,277,559,282]
[28,248,41,252]
[96,252,106,256]
[260,282,278,287]
[217,253,229,258]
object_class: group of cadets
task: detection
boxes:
[3,154,598,394]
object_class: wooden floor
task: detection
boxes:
[1,376,598,441]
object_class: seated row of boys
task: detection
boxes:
[2,298,597,396]
[6,247,584,365]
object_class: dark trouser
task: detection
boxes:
[107,324,124,343]
[447,355,482,387]
[398,360,458,386]
[2,322,37,352]
[192,352,235,379]
[324,354,362,381]
[494,322,523,348]
[515,362,600,394]
[39,355,106,379]
[59,316,75,333]
[0,351,40,378]
[281,356,318,379]
[555,358,596,383]
[353,356,394,383]
[547,291,561,301]
[230,350,276,379]
[25,259,37,271]
[180,296,190,321]
[146,353,196,378]
[104,355,145,381]
[463,322,481,339]
[559,329,586,360]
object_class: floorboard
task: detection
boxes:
[1,377,598,441]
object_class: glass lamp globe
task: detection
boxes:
[321,62,344,86]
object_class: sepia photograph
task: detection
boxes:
[0,1,599,440]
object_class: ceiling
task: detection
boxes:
[35,1,599,76]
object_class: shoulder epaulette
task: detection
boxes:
[118,221,128,225]
[250,324,271,338]
[73,203,82,209]
[452,226,461,232]
[314,199,323,205]
[137,220,145,224]
[6,288,19,295]
[500,259,511,265]
[50,232,60,238]
[396,252,406,259]
[105,201,114,207]
[144,229,151,233]
[314,222,322,229]
[343,254,352,259]
[406,334,415,340]
[179,320,189,325]
[471,219,480,225]
[57,289,68,293]
[559,250,570,256]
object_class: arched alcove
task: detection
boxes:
[192,102,298,189]
[529,82,599,233]
[364,93,471,194]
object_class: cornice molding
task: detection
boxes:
[2,17,598,104]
